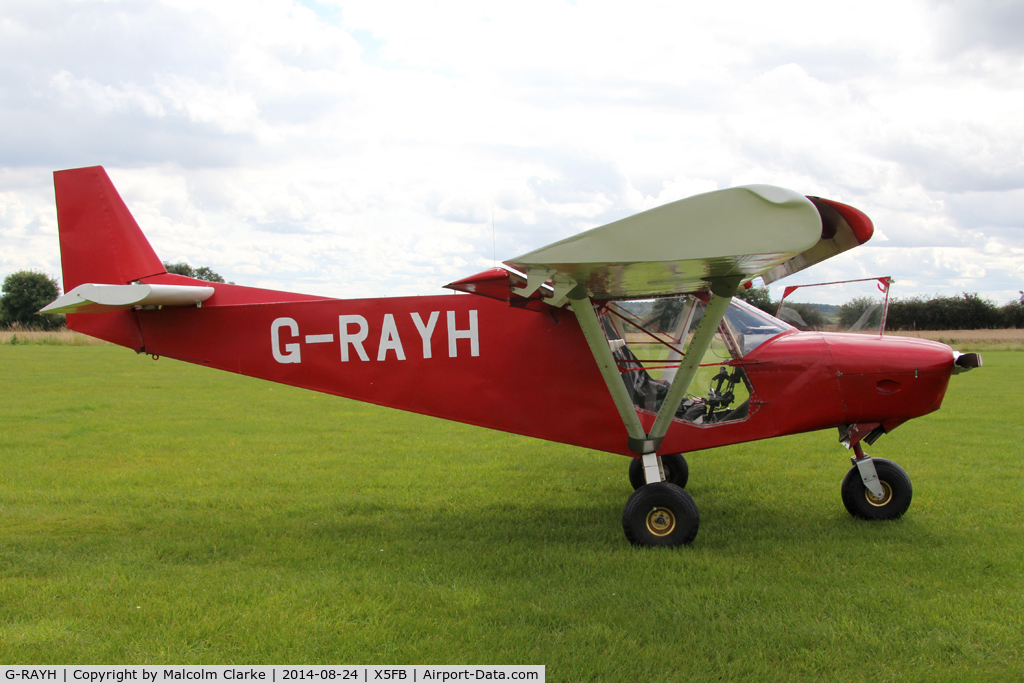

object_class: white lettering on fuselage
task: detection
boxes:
[271,311,478,364]
[411,311,440,358]
[447,309,479,358]
[271,317,301,363]
[377,313,405,361]
[338,314,370,361]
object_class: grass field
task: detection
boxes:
[1,346,1022,680]
[0,327,107,346]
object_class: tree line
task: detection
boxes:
[882,292,1023,331]
[738,287,1024,331]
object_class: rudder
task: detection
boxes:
[54,166,166,290]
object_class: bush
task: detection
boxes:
[779,302,828,330]
[1001,292,1024,329]
[887,293,1002,331]
[838,296,883,330]
[736,285,775,315]
[163,262,227,283]
[1,270,64,330]
[648,297,688,331]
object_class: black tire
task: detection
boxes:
[841,458,912,520]
[622,482,699,547]
[628,453,689,490]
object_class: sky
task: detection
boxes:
[1,0,1022,305]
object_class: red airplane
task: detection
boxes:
[42,166,982,547]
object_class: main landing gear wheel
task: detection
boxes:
[628,453,689,490]
[622,482,699,547]
[841,458,913,520]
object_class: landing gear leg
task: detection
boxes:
[841,444,912,520]
[628,453,689,490]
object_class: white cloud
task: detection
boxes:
[1,0,1022,305]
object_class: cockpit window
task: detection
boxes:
[599,295,793,426]
[721,298,795,356]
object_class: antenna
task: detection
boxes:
[492,205,496,267]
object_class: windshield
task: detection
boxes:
[721,298,794,356]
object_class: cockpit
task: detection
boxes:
[599,296,794,425]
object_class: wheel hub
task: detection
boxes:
[865,481,893,507]
[646,506,677,536]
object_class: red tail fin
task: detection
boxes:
[54,166,166,290]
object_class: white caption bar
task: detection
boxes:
[0,666,544,683]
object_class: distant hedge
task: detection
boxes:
[750,287,1024,331]
[885,292,1024,331]
[1003,292,1024,328]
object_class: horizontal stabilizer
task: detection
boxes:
[40,283,215,315]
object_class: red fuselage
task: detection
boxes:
[69,280,956,458]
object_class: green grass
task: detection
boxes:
[1,347,1022,681]
[0,327,106,346]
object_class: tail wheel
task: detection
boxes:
[622,482,699,547]
[628,453,689,490]
[841,458,912,520]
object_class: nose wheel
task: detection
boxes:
[841,457,912,520]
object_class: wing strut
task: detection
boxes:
[566,285,649,445]
[568,276,742,455]
[647,276,741,443]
